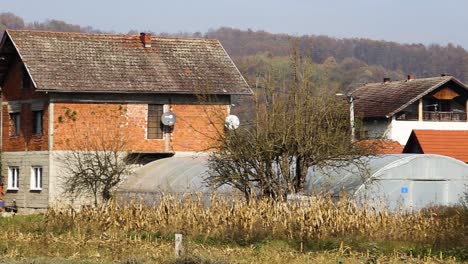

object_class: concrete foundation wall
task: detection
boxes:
[2,151,50,209]
[48,151,140,208]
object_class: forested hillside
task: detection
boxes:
[207,27,468,82]
[2,12,468,92]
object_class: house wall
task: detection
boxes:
[1,151,50,211]
[52,102,228,152]
[389,118,468,145]
[1,60,49,152]
[1,60,50,211]
[1,61,232,211]
[361,119,390,139]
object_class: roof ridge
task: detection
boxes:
[6,29,218,42]
[363,76,450,86]
[414,129,468,133]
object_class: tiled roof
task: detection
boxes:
[358,140,403,154]
[1,30,251,94]
[404,130,468,162]
[351,76,467,118]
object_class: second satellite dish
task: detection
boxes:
[225,114,240,130]
[161,111,176,126]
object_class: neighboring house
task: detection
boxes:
[0,30,251,212]
[403,130,468,163]
[352,75,468,145]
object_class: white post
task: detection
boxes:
[418,99,423,121]
[466,99,468,122]
[349,96,355,142]
[175,233,183,258]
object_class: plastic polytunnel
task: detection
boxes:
[115,155,234,204]
[304,154,468,210]
[116,154,468,210]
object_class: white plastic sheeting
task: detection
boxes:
[117,154,468,209]
[305,154,468,209]
[115,155,233,203]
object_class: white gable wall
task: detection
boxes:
[388,117,468,145]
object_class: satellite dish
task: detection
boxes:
[161,111,176,126]
[225,115,240,130]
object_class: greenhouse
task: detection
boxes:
[116,155,233,203]
[117,154,468,210]
[305,154,468,210]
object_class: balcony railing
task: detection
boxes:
[395,111,467,121]
[395,112,418,121]
[423,111,467,122]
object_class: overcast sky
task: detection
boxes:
[2,0,468,48]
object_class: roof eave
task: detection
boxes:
[37,88,252,96]
[387,77,461,117]
[216,39,253,95]
[3,30,39,90]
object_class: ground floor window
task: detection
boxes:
[30,166,43,191]
[7,167,19,190]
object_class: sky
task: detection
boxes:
[2,0,468,48]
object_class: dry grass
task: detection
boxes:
[0,195,466,263]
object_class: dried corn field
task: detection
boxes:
[0,195,466,263]
[44,195,465,244]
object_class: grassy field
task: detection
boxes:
[0,196,466,263]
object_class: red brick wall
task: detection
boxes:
[53,103,227,152]
[1,60,49,152]
[1,61,47,102]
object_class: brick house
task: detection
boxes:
[0,30,251,211]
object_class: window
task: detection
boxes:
[147,104,164,139]
[30,167,43,191]
[32,111,43,135]
[7,167,19,190]
[10,112,20,136]
[21,66,31,90]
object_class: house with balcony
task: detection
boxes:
[352,75,468,145]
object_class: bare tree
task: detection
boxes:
[207,47,375,200]
[58,132,134,206]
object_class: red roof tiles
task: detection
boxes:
[358,140,403,154]
[403,130,468,162]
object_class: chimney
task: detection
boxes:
[407,74,416,81]
[140,32,152,48]
[383,77,391,83]
[441,73,450,77]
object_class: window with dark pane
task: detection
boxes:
[22,66,31,90]
[147,104,164,139]
[32,110,43,135]
[10,112,20,136]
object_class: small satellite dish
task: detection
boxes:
[225,115,240,130]
[161,111,176,126]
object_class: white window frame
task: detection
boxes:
[30,166,43,191]
[7,167,19,190]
